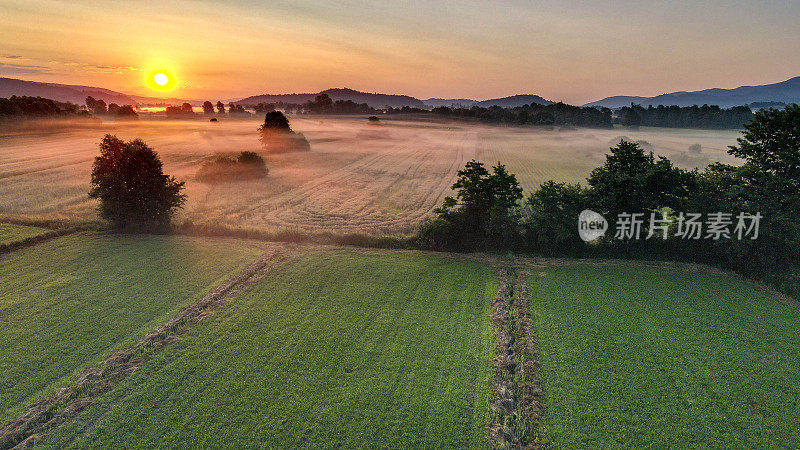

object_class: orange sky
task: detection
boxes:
[1,0,799,104]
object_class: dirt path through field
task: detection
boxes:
[488,269,544,449]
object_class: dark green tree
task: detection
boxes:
[89,135,186,230]
[524,181,590,254]
[587,140,696,221]
[421,160,523,251]
[203,101,214,115]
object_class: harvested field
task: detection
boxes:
[0,117,740,235]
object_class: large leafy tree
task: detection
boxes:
[89,135,186,230]
[587,140,696,221]
[422,160,523,251]
[707,105,800,267]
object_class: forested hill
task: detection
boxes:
[236,88,426,109]
[585,76,800,108]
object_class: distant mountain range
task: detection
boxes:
[585,76,800,109]
[423,94,553,108]
[0,77,191,106]
[4,75,800,111]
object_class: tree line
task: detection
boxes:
[420,105,800,298]
[617,104,753,129]
[85,96,137,118]
[0,96,87,119]
[388,102,615,128]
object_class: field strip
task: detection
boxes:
[0,225,83,256]
[488,269,544,448]
[0,247,288,449]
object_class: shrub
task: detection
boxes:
[89,135,186,231]
[196,151,268,183]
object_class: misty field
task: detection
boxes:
[0,117,740,235]
[43,249,497,448]
[528,264,800,447]
[0,233,263,422]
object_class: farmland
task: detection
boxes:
[0,117,740,235]
[1,231,799,446]
[528,264,800,447]
[41,249,497,448]
[0,233,264,422]
[0,223,49,246]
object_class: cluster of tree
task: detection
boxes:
[258,111,310,152]
[301,93,377,114]
[421,106,800,297]
[165,103,195,117]
[86,96,137,118]
[418,161,523,251]
[196,151,268,183]
[227,103,249,116]
[389,102,614,128]
[198,101,250,117]
[616,104,753,129]
[0,95,86,119]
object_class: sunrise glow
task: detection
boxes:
[146,70,176,92]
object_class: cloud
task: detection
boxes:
[51,60,138,74]
[0,61,52,75]
[3,55,24,59]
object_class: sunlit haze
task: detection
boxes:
[1,0,800,103]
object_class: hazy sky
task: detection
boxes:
[1,0,799,103]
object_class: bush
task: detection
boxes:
[196,151,268,183]
[89,135,186,231]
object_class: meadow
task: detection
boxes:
[0,233,264,422]
[0,117,740,236]
[528,264,800,447]
[42,249,497,448]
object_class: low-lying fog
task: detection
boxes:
[0,116,741,235]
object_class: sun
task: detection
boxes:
[153,73,169,86]
[146,69,176,92]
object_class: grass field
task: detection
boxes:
[44,250,497,448]
[0,223,50,246]
[0,233,264,422]
[0,117,740,235]
[527,264,800,447]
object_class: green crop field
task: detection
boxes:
[44,250,497,448]
[0,234,264,422]
[0,223,50,246]
[528,264,800,447]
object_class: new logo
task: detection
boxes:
[578,209,608,242]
